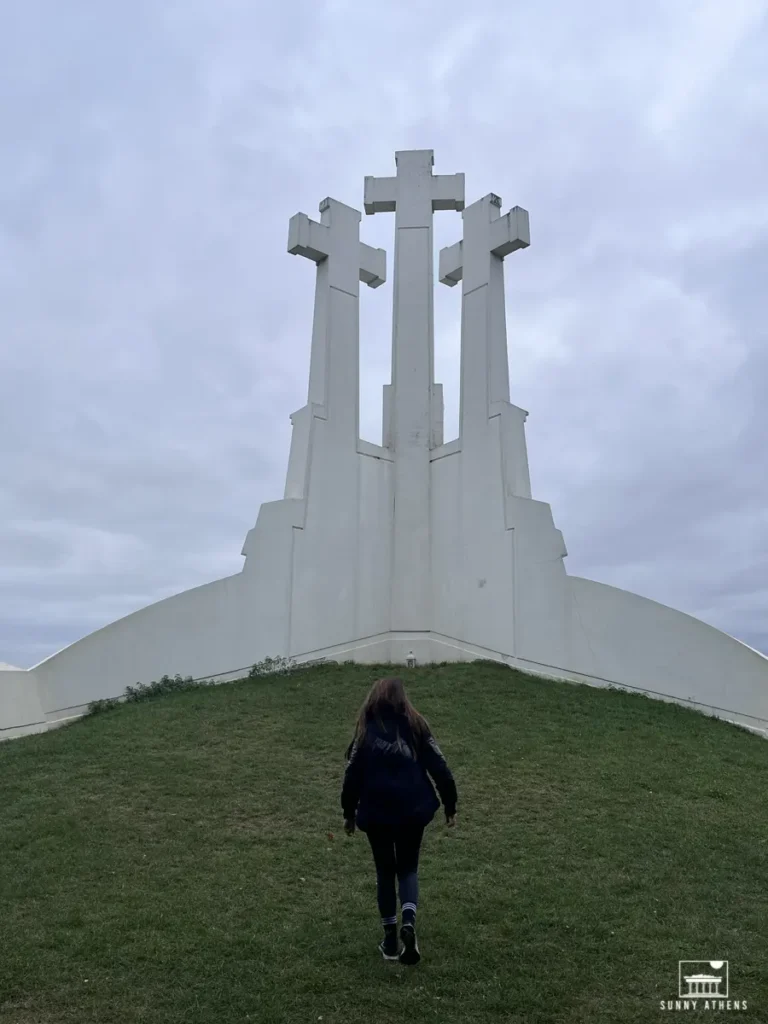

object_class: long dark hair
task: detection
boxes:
[347,677,429,757]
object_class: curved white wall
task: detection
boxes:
[5,568,768,740]
[568,576,768,731]
[1,667,48,740]
[31,573,263,721]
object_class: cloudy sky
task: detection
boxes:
[1,0,766,669]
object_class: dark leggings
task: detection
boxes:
[365,823,424,923]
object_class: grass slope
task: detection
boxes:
[1,662,766,1023]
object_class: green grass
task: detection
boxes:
[1,661,766,1023]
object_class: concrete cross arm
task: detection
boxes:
[288,212,330,263]
[431,172,466,211]
[439,240,464,287]
[363,173,466,213]
[363,176,397,214]
[287,210,386,288]
[490,205,530,258]
[359,242,387,288]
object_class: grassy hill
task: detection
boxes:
[1,661,766,1023]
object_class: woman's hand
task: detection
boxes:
[344,818,356,836]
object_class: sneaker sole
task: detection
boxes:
[399,924,420,965]
[379,941,400,961]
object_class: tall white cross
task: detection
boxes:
[364,150,464,630]
[439,193,529,439]
[288,197,385,446]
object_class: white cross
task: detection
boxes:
[439,193,529,292]
[364,149,465,227]
[286,197,385,438]
[439,193,530,427]
[288,196,386,293]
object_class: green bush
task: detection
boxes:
[85,656,300,717]
[247,655,298,678]
[87,696,121,715]
[123,673,203,703]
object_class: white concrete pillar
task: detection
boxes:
[439,194,529,441]
[287,197,386,449]
[364,151,464,630]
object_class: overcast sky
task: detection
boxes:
[1,0,766,669]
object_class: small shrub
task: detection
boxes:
[86,659,296,720]
[124,673,203,703]
[247,655,298,679]
[87,696,121,715]
[86,673,211,717]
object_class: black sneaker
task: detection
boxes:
[379,935,400,961]
[399,923,420,965]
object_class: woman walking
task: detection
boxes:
[341,677,457,964]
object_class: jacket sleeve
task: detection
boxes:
[341,739,365,820]
[420,731,457,817]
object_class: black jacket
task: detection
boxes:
[341,711,457,831]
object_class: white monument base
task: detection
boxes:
[6,585,767,742]
[10,468,767,744]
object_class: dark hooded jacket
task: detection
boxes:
[341,709,457,831]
